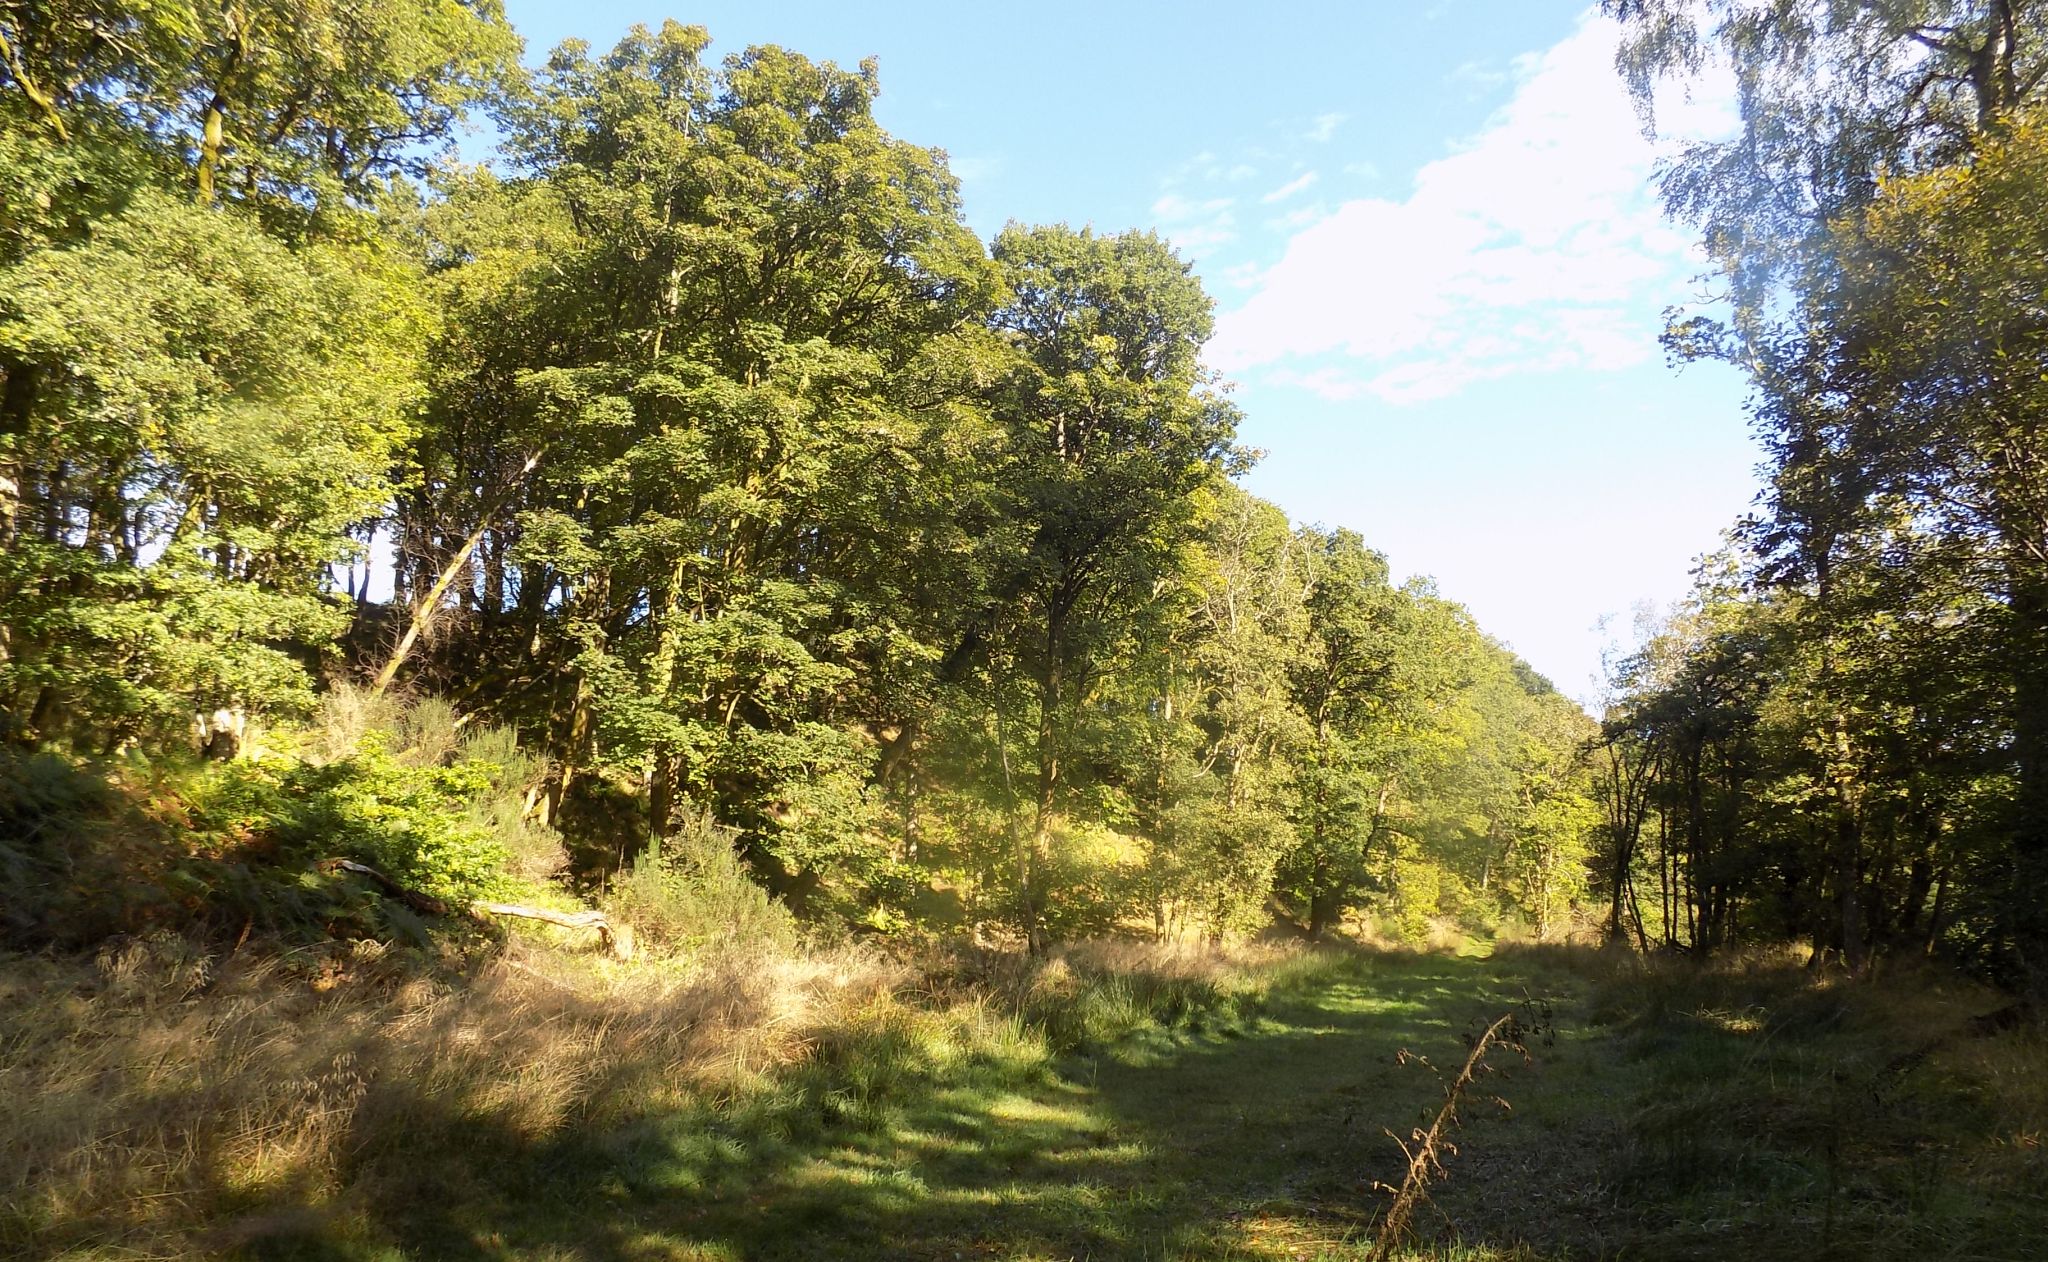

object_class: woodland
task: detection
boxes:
[2,2,2048,1260]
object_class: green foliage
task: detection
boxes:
[606,803,800,957]
[0,689,578,954]
[0,0,507,747]
[0,0,519,214]
[1604,9,2048,978]
[184,725,530,919]
[1610,0,2048,330]
[0,190,431,746]
[0,750,127,942]
[0,1,1626,961]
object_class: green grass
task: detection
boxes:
[15,940,2047,1261]
[252,946,1519,1261]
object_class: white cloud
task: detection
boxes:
[1260,171,1320,204]
[1449,58,1511,93]
[1209,11,1733,404]
[1264,203,1328,232]
[1162,150,1255,187]
[1220,261,1264,290]
[1169,223,1237,253]
[1150,193,1237,256]
[1152,193,1232,220]
[1305,112,1346,142]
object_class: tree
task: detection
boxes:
[0,192,432,746]
[1612,0,2048,979]
[0,0,519,208]
[0,0,513,749]
[404,24,1000,908]
[1610,0,2048,328]
[1278,528,1402,936]
[1782,118,2048,976]
[1133,486,1308,937]
[985,224,1240,945]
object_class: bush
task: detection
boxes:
[194,740,508,906]
[608,804,799,960]
[0,693,573,952]
[195,696,567,915]
[454,723,567,882]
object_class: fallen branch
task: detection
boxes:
[317,859,448,915]
[319,859,631,958]
[474,901,632,960]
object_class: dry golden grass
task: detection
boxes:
[8,931,2042,1261]
[1,937,868,1255]
[0,930,1304,1260]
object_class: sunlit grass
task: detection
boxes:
[3,936,2043,1260]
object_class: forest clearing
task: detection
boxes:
[7,1,2048,1257]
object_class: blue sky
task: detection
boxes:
[502,1,1760,703]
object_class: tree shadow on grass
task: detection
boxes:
[236,949,1543,1262]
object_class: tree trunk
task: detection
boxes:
[1834,805,1867,973]
[649,753,677,841]
[197,90,230,203]
[195,4,251,206]
[1813,549,1868,974]
[1897,784,1939,944]
[1308,856,1336,938]
[2009,569,2048,987]
[0,28,70,141]
[0,362,33,553]
[1026,627,1062,952]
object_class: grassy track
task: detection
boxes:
[16,941,2043,1261]
[296,947,1547,1261]
[291,944,2047,1262]
[589,950,1522,1261]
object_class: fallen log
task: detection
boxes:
[473,900,633,960]
[320,860,631,958]
[318,859,449,915]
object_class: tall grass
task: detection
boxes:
[604,803,799,959]
[0,930,1345,1259]
[1449,941,2048,1259]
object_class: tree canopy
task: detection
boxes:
[39,0,2048,979]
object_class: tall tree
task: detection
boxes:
[1611,0,2048,329]
[1784,118,2048,976]
[0,0,513,748]
[1278,528,1402,936]
[409,24,999,904]
[986,224,1240,946]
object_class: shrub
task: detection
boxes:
[195,739,511,906]
[608,804,799,960]
[199,696,566,915]
[454,723,566,883]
